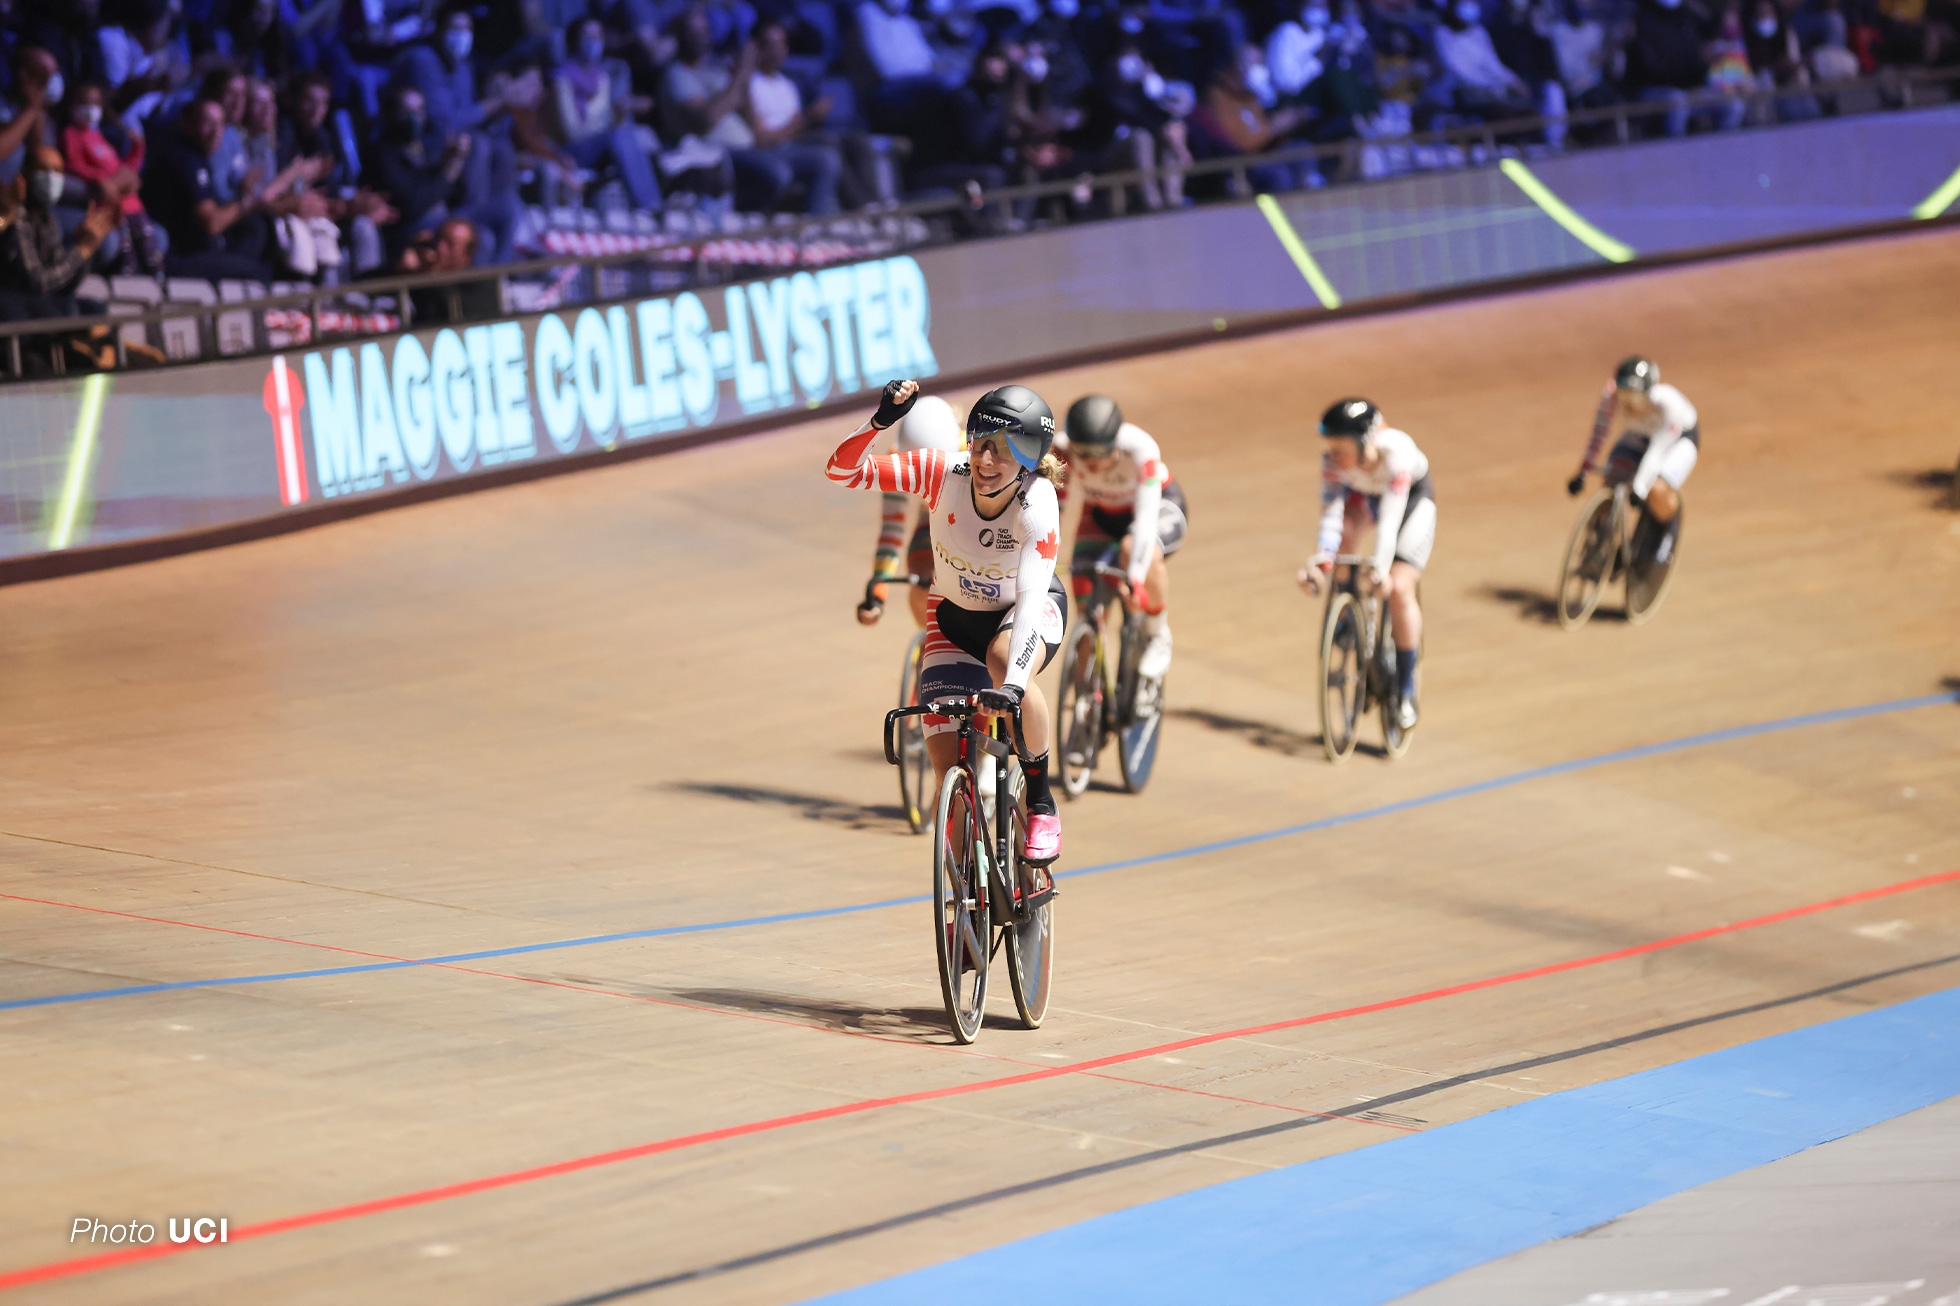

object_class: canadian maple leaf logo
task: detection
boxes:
[1035,530,1058,561]
[947,512,956,525]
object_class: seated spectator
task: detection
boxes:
[1551,0,1621,118]
[741,19,844,212]
[0,144,118,316]
[196,65,253,201]
[59,80,161,272]
[855,0,945,132]
[1298,13,1383,149]
[1487,0,1568,142]
[1875,0,1957,67]
[0,46,55,185]
[551,16,663,210]
[365,83,470,262]
[140,94,281,278]
[1808,0,1865,77]
[1624,0,1709,136]
[1430,0,1536,122]
[1078,37,1190,208]
[279,71,394,275]
[1745,0,1824,116]
[1704,5,1756,124]
[400,212,498,317]
[1190,44,1309,190]
[97,0,183,132]
[905,39,1017,196]
[340,0,431,120]
[664,6,830,212]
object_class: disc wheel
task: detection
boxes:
[896,629,930,833]
[1054,621,1103,800]
[1557,490,1617,630]
[1624,499,1683,626]
[1001,781,1055,1029]
[1115,613,1161,793]
[1319,592,1364,763]
[932,767,989,1043]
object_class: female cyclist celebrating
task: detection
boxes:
[826,379,1069,863]
[855,395,965,630]
[1567,355,1696,570]
[1054,394,1185,680]
[1298,398,1435,731]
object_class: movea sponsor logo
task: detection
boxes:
[268,256,938,500]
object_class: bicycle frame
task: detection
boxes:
[1323,554,1390,709]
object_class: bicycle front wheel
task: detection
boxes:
[933,766,990,1043]
[1624,499,1683,626]
[1054,621,1103,799]
[1557,491,1616,630]
[1001,779,1055,1029]
[1319,592,1364,763]
[896,629,929,833]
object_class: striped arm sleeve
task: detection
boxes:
[1579,383,1617,474]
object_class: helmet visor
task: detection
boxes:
[969,427,1041,471]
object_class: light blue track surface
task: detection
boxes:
[808,985,1960,1306]
[4,691,1952,1012]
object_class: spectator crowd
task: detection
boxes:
[0,0,1948,323]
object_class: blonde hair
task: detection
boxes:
[1034,453,1065,486]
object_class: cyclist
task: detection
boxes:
[827,379,1069,863]
[1567,355,1696,571]
[856,395,965,630]
[1054,394,1184,680]
[1297,398,1433,731]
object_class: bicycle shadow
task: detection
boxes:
[1476,582,1625,624]
[669,987,1018,1041]
[1167,707,1324,758]
[668,782,910,833]
[1884,466,1958,510]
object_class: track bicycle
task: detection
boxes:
[1556,453,1686,630]
[862,574,934,833]
[884,696,1057,1043]
[1055,550,1163,798]
[1313,554,1419,763]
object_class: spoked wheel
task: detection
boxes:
[1001,777,1055,1029]
[1319,592,1365,763]
[932,766,989,1043]
[1557,490,1617,630]
[896,629,930,833]
[1624,499,1683,626]
[1054,622,1103,800]
[1114,612,1162,793]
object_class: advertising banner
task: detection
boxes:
[1,106,1954,568]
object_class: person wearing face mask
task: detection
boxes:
[1431,0,1536,123]
[1080,39,1190,209]
[1625,0,1709,136]
[0,145,117,316]
[59,80,162,273]
[1742,0,1823,118]
[550,16,663,210]
[1191,45,1309,192]
[364,84,475,264]
[393,2,523,260]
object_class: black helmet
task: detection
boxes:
[967,384,1055,471]
[1319,398,1381,440]
[1614,356,1658,393]
[1065,394,1123,451]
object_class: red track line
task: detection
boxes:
[6,865,1954,1294]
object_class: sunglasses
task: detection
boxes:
[969,431,1018,463]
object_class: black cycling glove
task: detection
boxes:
[976,684,1023,715]
[872,379,920,429]
[1566,473,1586,497]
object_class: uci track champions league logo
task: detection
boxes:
[263,256,937,505]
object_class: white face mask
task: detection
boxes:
[1754,15,1776,34]
[1455,1,1480,22]
[1023,52,1049,81]
[1116,51,1145,81]
[1140,68,1166,98]
[44,72,64,104]
[444,28,472,60]
[76,104,102,130]
[32,169,63,206]
[1243,61,1274,103]
[1118,12,1144,32]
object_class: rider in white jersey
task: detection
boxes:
[855,395,965,630]
[1298,398,1435,730]
[1568,355,1696,568]
[1053,394,1185,680]
[826,380,1068,863]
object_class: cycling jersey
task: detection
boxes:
[1054,422,1172,588]
[1580,381,1698,470]
[826,425,1062,691]
[1316,426,1432,577]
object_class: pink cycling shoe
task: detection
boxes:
[1022,811,1062,865]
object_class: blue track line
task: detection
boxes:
[4,691,1952,1013]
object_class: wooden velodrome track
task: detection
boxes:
[3,229,1958,1305]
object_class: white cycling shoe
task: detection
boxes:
[1396,697,1419,732]
[1138,619,1173,680]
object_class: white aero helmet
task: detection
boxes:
[894,394,965,454]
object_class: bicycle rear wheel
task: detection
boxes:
[1624,499,1684,626]
[1557,491,1617,630]
[932,766,989,1043]
[1115,611,1162,793]
[1319,592,1364,763]
[1054,621,1103,799]
[896,629,929,833]
[1001,776,1055,1029]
